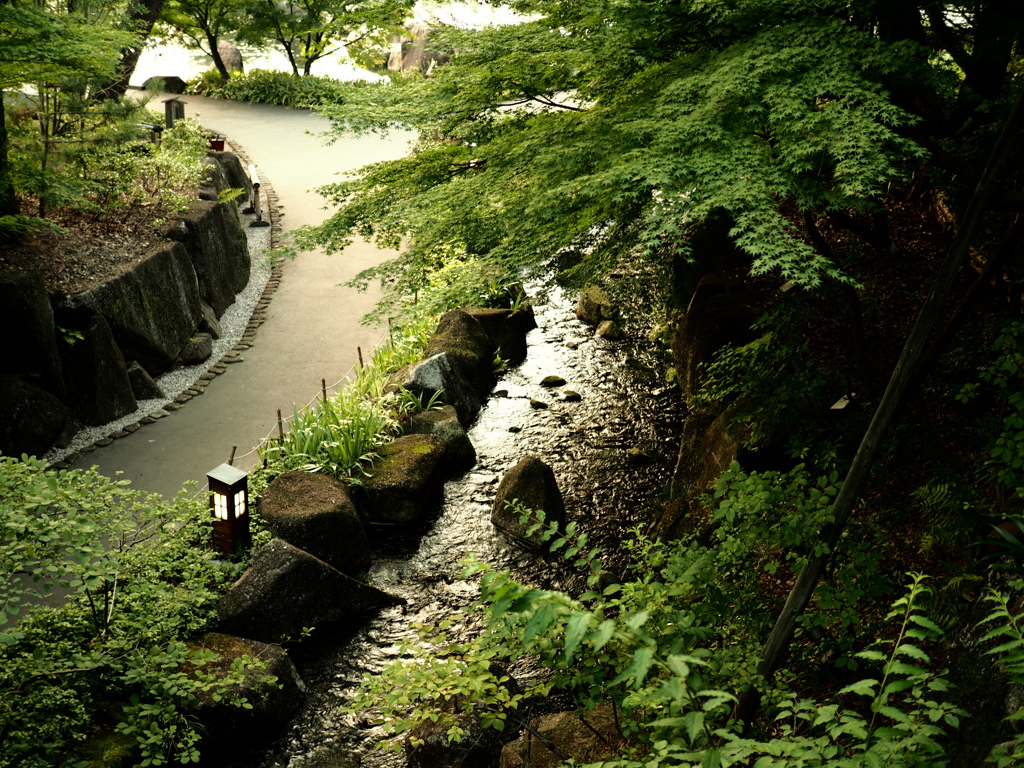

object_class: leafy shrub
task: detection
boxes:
[958,319,1024,501]
[4,94,207,229]
[188,68,350,107]
[74,116,207,226]
[351,470,994,767]
[0,455,270,767]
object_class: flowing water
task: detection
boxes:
[237,285,685,768]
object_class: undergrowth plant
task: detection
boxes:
[0,455,272,767]
[349,474,983,767]
[254,314,437,483]
[188,68,351,107]
[958,319,1024,504]
[6,94,208,229]
[692,303,831,452]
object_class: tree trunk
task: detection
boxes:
[948,2,1017,134]
[0,88,20,233]
[735,83,1024,728]
[93,0,167,101]
[208,31,231,84]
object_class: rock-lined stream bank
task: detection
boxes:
[225,284,684,768]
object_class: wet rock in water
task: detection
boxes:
[362,434,448,524]
[425,309,498,396]
[215,539,400,644]
[529,399,548,410]
[127,361,166,400]
[595,320,624,340]
[403,404,477,474]
[466,306,537,366]
[492,456,566,548]
[392,352,484,427]
[187,632,305,755]
[626,447,655,465]
[562,390,582,403]
[259,471,370,575]
[540,375,566,387]
[406,664,522,768]
[575,286,613,326]
[499,703,620,768]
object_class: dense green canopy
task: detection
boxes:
[300,0,1023,302]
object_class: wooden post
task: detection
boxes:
[277,408,284,439]
[357,346,364,369]
[322,378,328,402]
[228,445,237,466]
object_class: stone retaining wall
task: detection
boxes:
[0,152,255,459]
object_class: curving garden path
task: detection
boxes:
[67,94,415,498]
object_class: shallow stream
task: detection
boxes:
[238,285,685,768]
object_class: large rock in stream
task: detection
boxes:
[424,309,497,398]
[575,286,613,326]
[258,471,370,575]
[187,632,305,754]
[391,352,484,428]
[216,539,399,644]
[402,405,476,473]
[362,434,448,524]
[464,306,536,366]
[500,704,620,768]
[491,456,566,548]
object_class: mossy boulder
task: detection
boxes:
[424,309,497,397]
[464,306,536,366]
[499,704,620,768]
[402,405,476,474]
[491,456,566,548]
[186,632,305,755]
[575,286,613,326]
[216,539,400,644]
[391,352,483,428]
[362,434,448,524]
[258,471,370,575]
